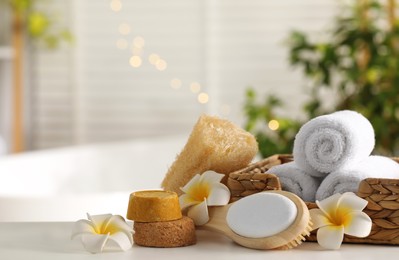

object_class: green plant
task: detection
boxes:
[244,89,302,157]
[244,0,399,157]
[1,0,73,48]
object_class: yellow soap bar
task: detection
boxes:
[126,190,182,222]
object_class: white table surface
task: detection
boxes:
[1,222,399,260]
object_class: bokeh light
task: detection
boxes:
[268,119,280,131]
[149,54,160,65]
[198,92,209,104]
[110,0,122,12]
[129,55,142,68]
[170,78,182,89]
[155,59,167,71]
[190,82,201,93]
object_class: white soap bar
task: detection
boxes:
[226,192,297,238]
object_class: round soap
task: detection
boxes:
[126,190,182,222]
[226,192,297,238]
[133,216,196,248]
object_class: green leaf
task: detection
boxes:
[10,0,31,13]
[27,12,49,38]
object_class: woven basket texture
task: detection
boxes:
[226,154,399,245]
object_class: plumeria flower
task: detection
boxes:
[72,213,133,253]
[310,192,372,250]
[179,170,231,226]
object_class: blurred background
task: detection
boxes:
[0,0,338,154]
[1,0,399,221]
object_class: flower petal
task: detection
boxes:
[108,231,133,251]
[180,174,201,194]
[104,215,132,231]
[317,225,344,250]
[309,209,333,230]
[71,219,96,239]
[187,199,209,226]
[179,194,199,210]
[87,213,112,233]
[337,192,368,212]
[207,183,230,206]
[105,215,134,244]
[80,233,109,253]
[316,193,342,218]
[343,211,372,238]
[200,171,225,184]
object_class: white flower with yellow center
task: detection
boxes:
[179,170,231,226]
[310,192,372,249]
[71,213,133,253]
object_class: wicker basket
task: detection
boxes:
[226,154,399,245]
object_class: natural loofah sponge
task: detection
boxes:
[162,115,258,195]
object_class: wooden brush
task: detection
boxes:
[200,190,312,250]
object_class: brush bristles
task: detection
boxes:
[276,220,313,250]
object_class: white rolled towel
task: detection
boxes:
[316,156,399,201]
[267,161,322,202]
[293,110,375,178]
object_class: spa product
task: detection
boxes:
[293,110,375,177]
[133,216,196,248]
[126,190,182,222]
[126,190,196,248]
[162,115,258,195]
[201,190,312,250]
[316,155,399,200]
[267,161,321,202]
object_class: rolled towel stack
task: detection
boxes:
[266,161,321,202]
[293,110,375,177]
[267,110,399,202]
[316,155,399,200]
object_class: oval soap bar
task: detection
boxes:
[226,192,297,238]
[127,190,182,222]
